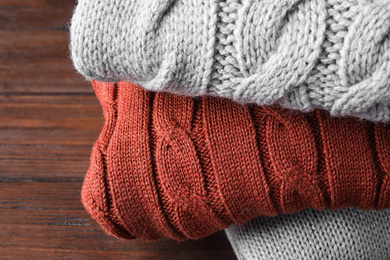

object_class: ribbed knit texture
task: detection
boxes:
[82,81,390,241]
[225,208,390,260]
[71,0,390,122]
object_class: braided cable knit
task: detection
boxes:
[81,81,390,241]
[71,0,390,122]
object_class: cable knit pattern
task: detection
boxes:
[81,81,390,241]
[225,208,390,260]
[71,0,390,122]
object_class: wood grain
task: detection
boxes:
[0,1,236,259]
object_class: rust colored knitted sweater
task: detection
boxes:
[82,81,390,241]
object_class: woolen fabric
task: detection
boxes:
[71,0,390,122]
[82,81,390,241]
[226,208,390,260]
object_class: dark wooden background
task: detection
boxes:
[0,1,236,259]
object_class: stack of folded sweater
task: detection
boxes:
[70,0,390,259]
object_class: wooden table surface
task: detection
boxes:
[0,1,236,259]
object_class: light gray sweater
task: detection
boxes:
[226,208,390,260]
[71,0,390,122]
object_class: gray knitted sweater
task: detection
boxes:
[226,208,390,260]
[71,0,390,122]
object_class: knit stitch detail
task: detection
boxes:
[225,208,390,260]
[71,0,390,121]
[82,81,390,240]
